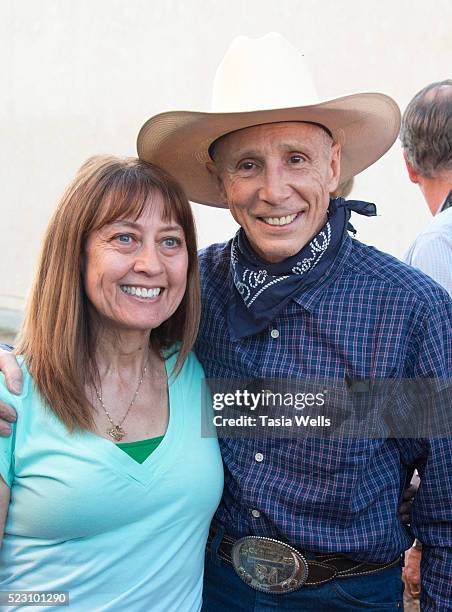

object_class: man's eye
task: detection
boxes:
[289,155,304,164]
[238,161,256,171]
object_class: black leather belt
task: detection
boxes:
[208,528,400,594]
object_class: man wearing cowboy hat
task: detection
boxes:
[0,33,451,611]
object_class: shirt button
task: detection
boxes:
[270,329,279,339]
[255,453,264,462]
[251,509,261,518]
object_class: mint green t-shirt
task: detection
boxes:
[0,351,223,612]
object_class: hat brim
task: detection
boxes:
[137,93,401,208]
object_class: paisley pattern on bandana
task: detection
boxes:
[228,198,377,340]
[232,222,332,308]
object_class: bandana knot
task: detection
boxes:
[228,198,376,340]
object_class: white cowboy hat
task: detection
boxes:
[137,32,401,208]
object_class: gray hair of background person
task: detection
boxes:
[399,79,452,178]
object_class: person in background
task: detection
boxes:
[399,80,452,602]
[0,156,223,611]
[401,80,452,296]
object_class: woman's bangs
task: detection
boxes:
[94,175,184,231]
[92,176,153,230]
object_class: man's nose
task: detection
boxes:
[258,165,292,205]
[133,243,165,276]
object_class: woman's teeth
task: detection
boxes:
[262,213,297,226]
[120,286,162,298]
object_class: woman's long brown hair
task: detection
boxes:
[15,156,200,432]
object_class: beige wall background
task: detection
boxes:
[1,0,451,329]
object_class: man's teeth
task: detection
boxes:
[120,286,162,298]
[262,213,297,226]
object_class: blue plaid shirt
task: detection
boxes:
[196,233,452,611]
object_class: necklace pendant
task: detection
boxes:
[107,425,126,441]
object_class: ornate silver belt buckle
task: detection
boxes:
[231,536,309,594]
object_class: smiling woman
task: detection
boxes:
[17,156,199,430]
[0,156,223,611]
[84,195,189,347]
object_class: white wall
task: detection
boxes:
[1,0,451,325]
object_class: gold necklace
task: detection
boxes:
[94,356,148,442]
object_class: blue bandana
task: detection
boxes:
[228,198,377,340]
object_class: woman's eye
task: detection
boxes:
[163,237,180,248]
[115,234,133,244]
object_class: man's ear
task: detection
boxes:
[403,151,419,184]
[206,161,228,205]
[327,143,341,193]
